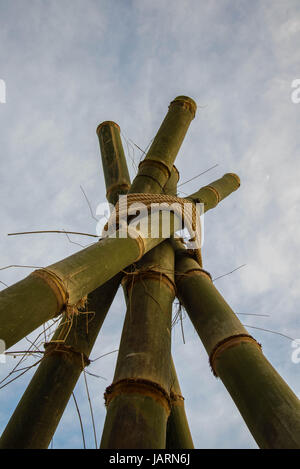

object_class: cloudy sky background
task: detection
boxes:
[0,0,300,449]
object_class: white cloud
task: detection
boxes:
[0,0,299,449]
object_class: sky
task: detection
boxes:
[0,0,300,449]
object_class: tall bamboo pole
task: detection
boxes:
[96,121,130,205]
[100,169,178,449]
[98,127,194,448]
[174,240,300,449]
[0,121,130,449]
[166,357,194,449]
[0,96,197,350]
[100,168,194,449]
[0,173,239,350]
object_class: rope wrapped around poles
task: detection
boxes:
[102,193,203,266]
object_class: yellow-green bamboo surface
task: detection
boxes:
[0,96,197,350]
[174,240,300,449]
[100,168,180,448]
[0,121,131,449]
[166,358,194,449]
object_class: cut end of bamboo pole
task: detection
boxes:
[96,121,120,135]
[170,96,197,118]
[224,172,241,187]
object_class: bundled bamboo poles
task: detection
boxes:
[0,121,131,449]
[98,127,193,448]
[100,168,193,448]
[174,240,300,449]
[0,102,200,447]
[0,170,239,351]
[0,96,197,350]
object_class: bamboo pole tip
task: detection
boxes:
[96,121,120,135]
[224,173,241,187]
[170,96,197,117]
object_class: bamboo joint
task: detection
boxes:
[104,378,172,416]
[209,334,262,377]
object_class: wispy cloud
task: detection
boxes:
[0,0,299,448]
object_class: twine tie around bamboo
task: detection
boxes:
[102,192,203,265]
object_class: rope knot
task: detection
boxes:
[102,193,203,266]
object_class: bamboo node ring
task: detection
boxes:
[209,334,262,377]
[104,378,171,415]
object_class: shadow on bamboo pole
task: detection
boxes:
[0,121,130,449]
[173,238,300,449]
[0,96,197,350]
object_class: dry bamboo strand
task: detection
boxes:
[0,171,239,350]
[0,121,131,449]
[174,240,300,449]
[100,168,179,449]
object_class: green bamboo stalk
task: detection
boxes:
[96,121,131,205]
[129,96,197,194]
[174,241,300,449]
[0,274,121,449]
[166,357,194,449]
[100,168,179,449]
[100,167,194,449]
[0,96,197,350]
[163,166,194,449]
[0,170,239,351]
[100,240,175,449]
[0,121,131,449]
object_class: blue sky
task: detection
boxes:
[0,0,300,449]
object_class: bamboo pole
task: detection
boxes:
[100,241,175,448]
[0,96,197,350]
[174,240,300,449]
[100,169,178,449]
[163,168,194,449]
[166,357,194,449]
[0,274,121,449]
[0,121,131,449]
[96,121,130,205]
[98,128,194,447]
[100,168,194,449]
[0,170,239,350]
[0,108,198,448]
